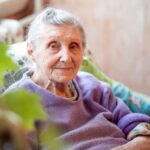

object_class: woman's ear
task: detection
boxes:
[27,42,34,60]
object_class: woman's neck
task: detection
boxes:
[46,80,74,98]
[31,72,74,98]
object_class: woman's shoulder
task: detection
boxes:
[76,71,98,81]
[75,71,111,90]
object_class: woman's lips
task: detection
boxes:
[54,67,73,69]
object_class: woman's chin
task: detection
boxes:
[52,76,74,84]
[50,70,76,83]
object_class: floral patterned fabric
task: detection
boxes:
[127,123,150,140]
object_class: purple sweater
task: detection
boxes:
[5,71,150,150]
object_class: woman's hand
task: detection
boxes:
[111,136,150,150]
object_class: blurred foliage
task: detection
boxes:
[0,111,29,150]
[40,122,68,150]
[0,44,18,84]
[0,43,64,149]
[1,90,46,131]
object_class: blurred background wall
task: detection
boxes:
[49,0,150,96]
[0,0,150,96]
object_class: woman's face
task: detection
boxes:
[28,24,83,84]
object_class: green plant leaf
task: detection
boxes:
[0,43,18,84]
[41,122,67,150]
[1,89,47,130]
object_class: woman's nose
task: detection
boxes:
[60,48,71,63]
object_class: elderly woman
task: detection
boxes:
[5,7,150,150]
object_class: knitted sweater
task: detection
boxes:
[4,71,150,150]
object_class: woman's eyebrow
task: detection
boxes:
[46,36,81,43]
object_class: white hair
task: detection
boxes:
[27,7,86,49]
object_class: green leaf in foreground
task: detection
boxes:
[1,89,46,130]
[41,123,68,150]
[0,43,18,84]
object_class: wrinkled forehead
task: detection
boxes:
[40,24,83,40]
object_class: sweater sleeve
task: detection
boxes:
[100,84,150,136]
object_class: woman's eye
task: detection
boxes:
[50,43,57,49]
[70,43,79,49]
[48,41,60,50]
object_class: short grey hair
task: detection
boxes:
[27,7,86,49]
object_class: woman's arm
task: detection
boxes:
[99,83,150,136]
